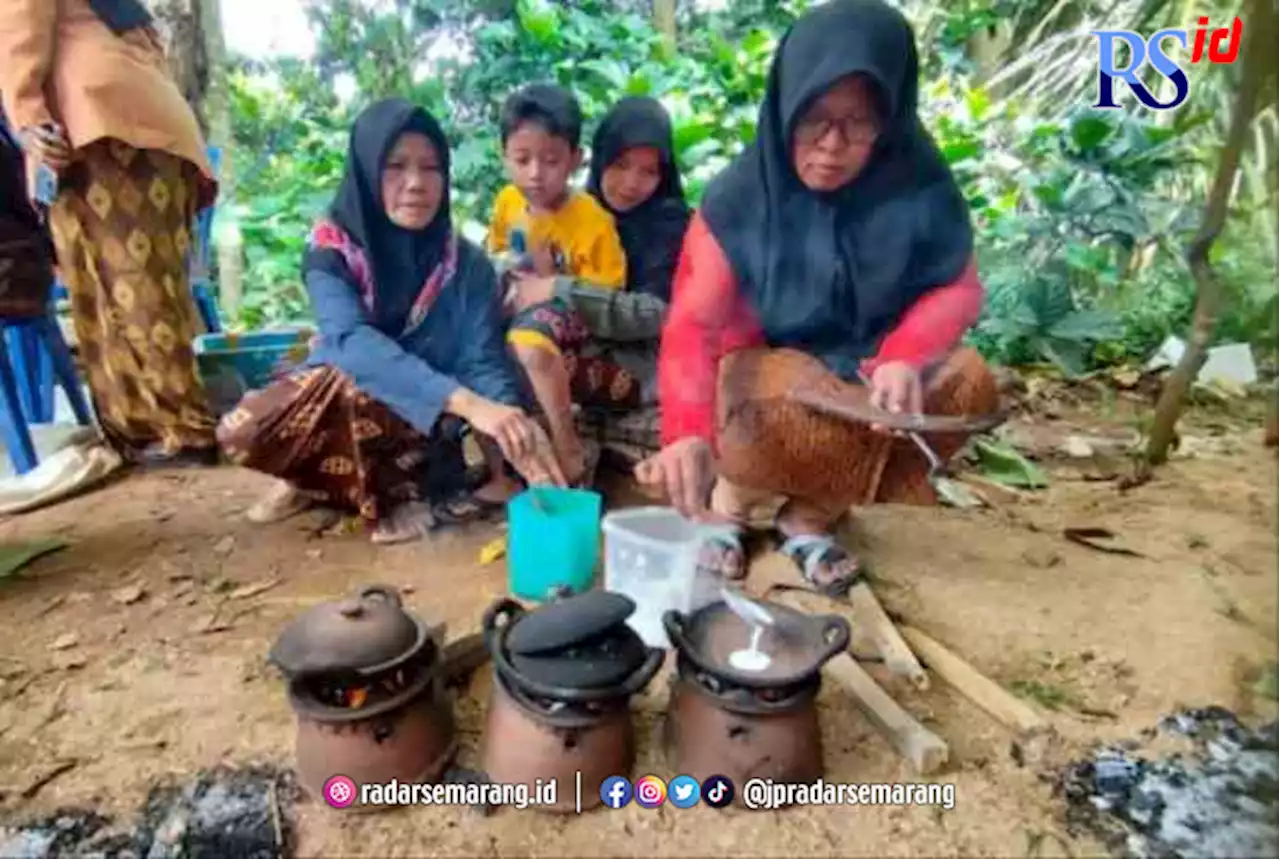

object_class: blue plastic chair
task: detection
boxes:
[0,311,93,474]
[190,145,222,334]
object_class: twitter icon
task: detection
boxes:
[668,775,701,808]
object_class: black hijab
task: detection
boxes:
[587,97,690,300]
[86,0,153,34]
[699,0,973,380]
[308,98,452,334]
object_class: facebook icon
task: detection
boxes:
[600,776,633,809]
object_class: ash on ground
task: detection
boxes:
[1060,706,1278,858]
[0,766,295,859]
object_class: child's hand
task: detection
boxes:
[505,270,558,314]
[528,241,559,277]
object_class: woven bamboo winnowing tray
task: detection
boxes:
[714,348,1004,504]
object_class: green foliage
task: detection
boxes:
[222,0,1277,376]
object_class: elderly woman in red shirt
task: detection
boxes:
[636,0,998,596]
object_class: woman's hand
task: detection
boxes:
[467,398,566,487]
[20,124,71,172]
[504,269,558,314]
[867,360,923,433]
[634,437,716,519]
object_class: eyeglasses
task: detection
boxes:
[793,114,880,147]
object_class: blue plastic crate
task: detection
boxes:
[194,327,314,415]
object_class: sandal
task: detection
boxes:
[695,528,748,582]
[371,502,438,545]
[246,481,316,524]
[432,492,509,526]
[778,532,863,598]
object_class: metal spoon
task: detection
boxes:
[854,371,986,510]
[720,586,775,673]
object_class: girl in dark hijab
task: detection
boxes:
[587,96,690,301]
[218,99,563,545]
[504,95,691,453]
[637,0,998,592]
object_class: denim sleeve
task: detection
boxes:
[450,250,524,407]
[306,267,460,435]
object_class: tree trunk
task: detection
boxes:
[142,0,225,139]
[1143,0,1272,468]
[653,0,677,54]
[143,0,237,314]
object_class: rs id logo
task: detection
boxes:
[1093,16,1242,110]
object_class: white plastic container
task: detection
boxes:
[601,506,736,648]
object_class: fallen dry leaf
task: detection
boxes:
[1063,527,1145,557]
[48,633,78,651]
[51,653,87,671]
[1110,367,1141,389]
[198,614,233,634]
[112,584,146,605]
[34,595,66,619]
[213,536,237,556]
[229,578,280,600]
[16,759,78,800]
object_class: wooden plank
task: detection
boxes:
[824,654,948,775]
[899,624,1048,738]
[752,553,929,690]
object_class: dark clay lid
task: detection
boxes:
[509,626,648,689]
[268,584,427,677]
[506,591,636,655]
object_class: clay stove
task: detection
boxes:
[480,592,663,812]
[268,584,457,804]
[663,595,850,805]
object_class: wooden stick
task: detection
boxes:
[753,553,929,690]
[899,624,1048,738]
[824,654,948,774]
[846,582,929,690]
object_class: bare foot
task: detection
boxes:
[246,480,314,524]
[553,441,587,487]
[371,502,437,545]
[474,473,521,504]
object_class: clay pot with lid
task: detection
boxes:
[663,598,850,805]
[480,592,663,813]
[268,584,456,802]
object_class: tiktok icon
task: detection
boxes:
[701,775,735,809]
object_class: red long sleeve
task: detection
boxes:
[861,258,983,377]
[658,217,984,446]
[658,213,764,446]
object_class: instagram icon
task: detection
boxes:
[634,775,667,809]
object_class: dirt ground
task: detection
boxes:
[0,390,1275,858]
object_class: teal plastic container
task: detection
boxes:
[506,487,603,601]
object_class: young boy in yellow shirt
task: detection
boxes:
[487,84,636,485]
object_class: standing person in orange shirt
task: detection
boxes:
[0,0,220,468]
